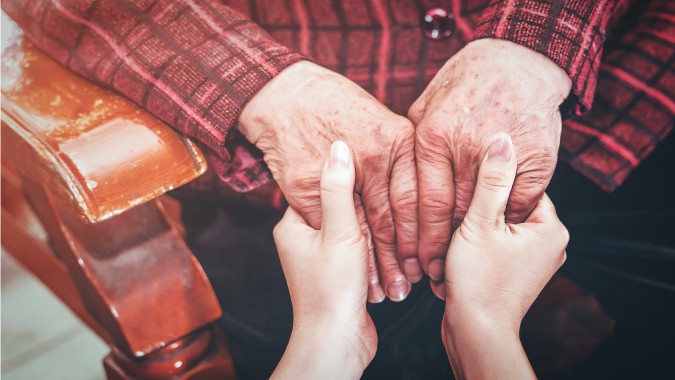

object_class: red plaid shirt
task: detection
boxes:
[3,0,673,197]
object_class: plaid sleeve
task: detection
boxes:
[474,0,630,115]
[2,0,305,192]
[559,0,675,191]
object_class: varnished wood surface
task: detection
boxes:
[1,20,206,223]
[2,163,234,378]
[1,160,108,341]
[20,177,223,358]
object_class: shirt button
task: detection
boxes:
[423,7,455,40]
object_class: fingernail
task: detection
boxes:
[487,133,513,162]
[387,280,410,302]
[403,258,423,283]
[329,140,350,169]
[368,283,386,303]
[435,282,447,300]
[428,259,445,281]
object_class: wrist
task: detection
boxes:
[442,310,532,380]
[237,60,328,144]
[466,38,572,103]
[275,320,369,380]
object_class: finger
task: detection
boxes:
[450,172,475,238]
[389,136,421,283]
[525,193,558,224]
[416,128,455,282]
[504,150,557,224]
[463,133,517,231]
[286,180,322,230]
[320,141,361,240]
[363,181,411,302]
[430,278,446,300]
[356,196,386,303]
[526,194,570,253]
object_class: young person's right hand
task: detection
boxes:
[441,133,569,380]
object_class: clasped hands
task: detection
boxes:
[272,138,568,379]
[242,39,573,379]
[238,39,572,303]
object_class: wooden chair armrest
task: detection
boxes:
[1,18,234,378]
[1,23,206,223]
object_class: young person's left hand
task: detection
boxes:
[272,141,377,380]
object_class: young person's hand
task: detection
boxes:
[271,141,376,380]
[441,133,569,380]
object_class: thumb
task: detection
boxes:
[320,141,360,240]
[463,133,517,230]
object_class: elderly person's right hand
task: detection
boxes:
[238,61,419,303]
[441,133,569,379]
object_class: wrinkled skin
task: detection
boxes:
[409,39,572,294]
[239,61,419,302]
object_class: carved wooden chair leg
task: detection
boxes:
[20,176,235,380]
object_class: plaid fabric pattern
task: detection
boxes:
[3,0,673,195]
[561,0,675,191]
[2,0,304,192]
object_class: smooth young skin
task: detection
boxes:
[410,38,572,294]
[272,141,377,380]
[240,61,419,303]
[441,134,569,380]
[272,137,568,380]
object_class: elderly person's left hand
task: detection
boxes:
[239,61,418,303]
[409,39,571,296]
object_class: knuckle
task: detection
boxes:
[504,187,542,222]
[420,190,453,211]
[462,213,496,236]
[509,180,546,202]
[408,99,425,123]
[285,175,320,199]
[393,116,415,134]
[396,240,419,257]
[517,150,557,178]
[320,178,349,195]
[378,262,406,281]
[394,189,418,210]
[455,222,492,245]
[422,216,452,233]
[419,233,451,251]
[477,174,511,192]
[383,115,415,142]
[372,219,396,239]
[415,121,447,149]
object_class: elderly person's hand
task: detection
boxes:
[409,39,571,293]
[272,141,376,380]
[441,133,569,379]
[239,61,419,302]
